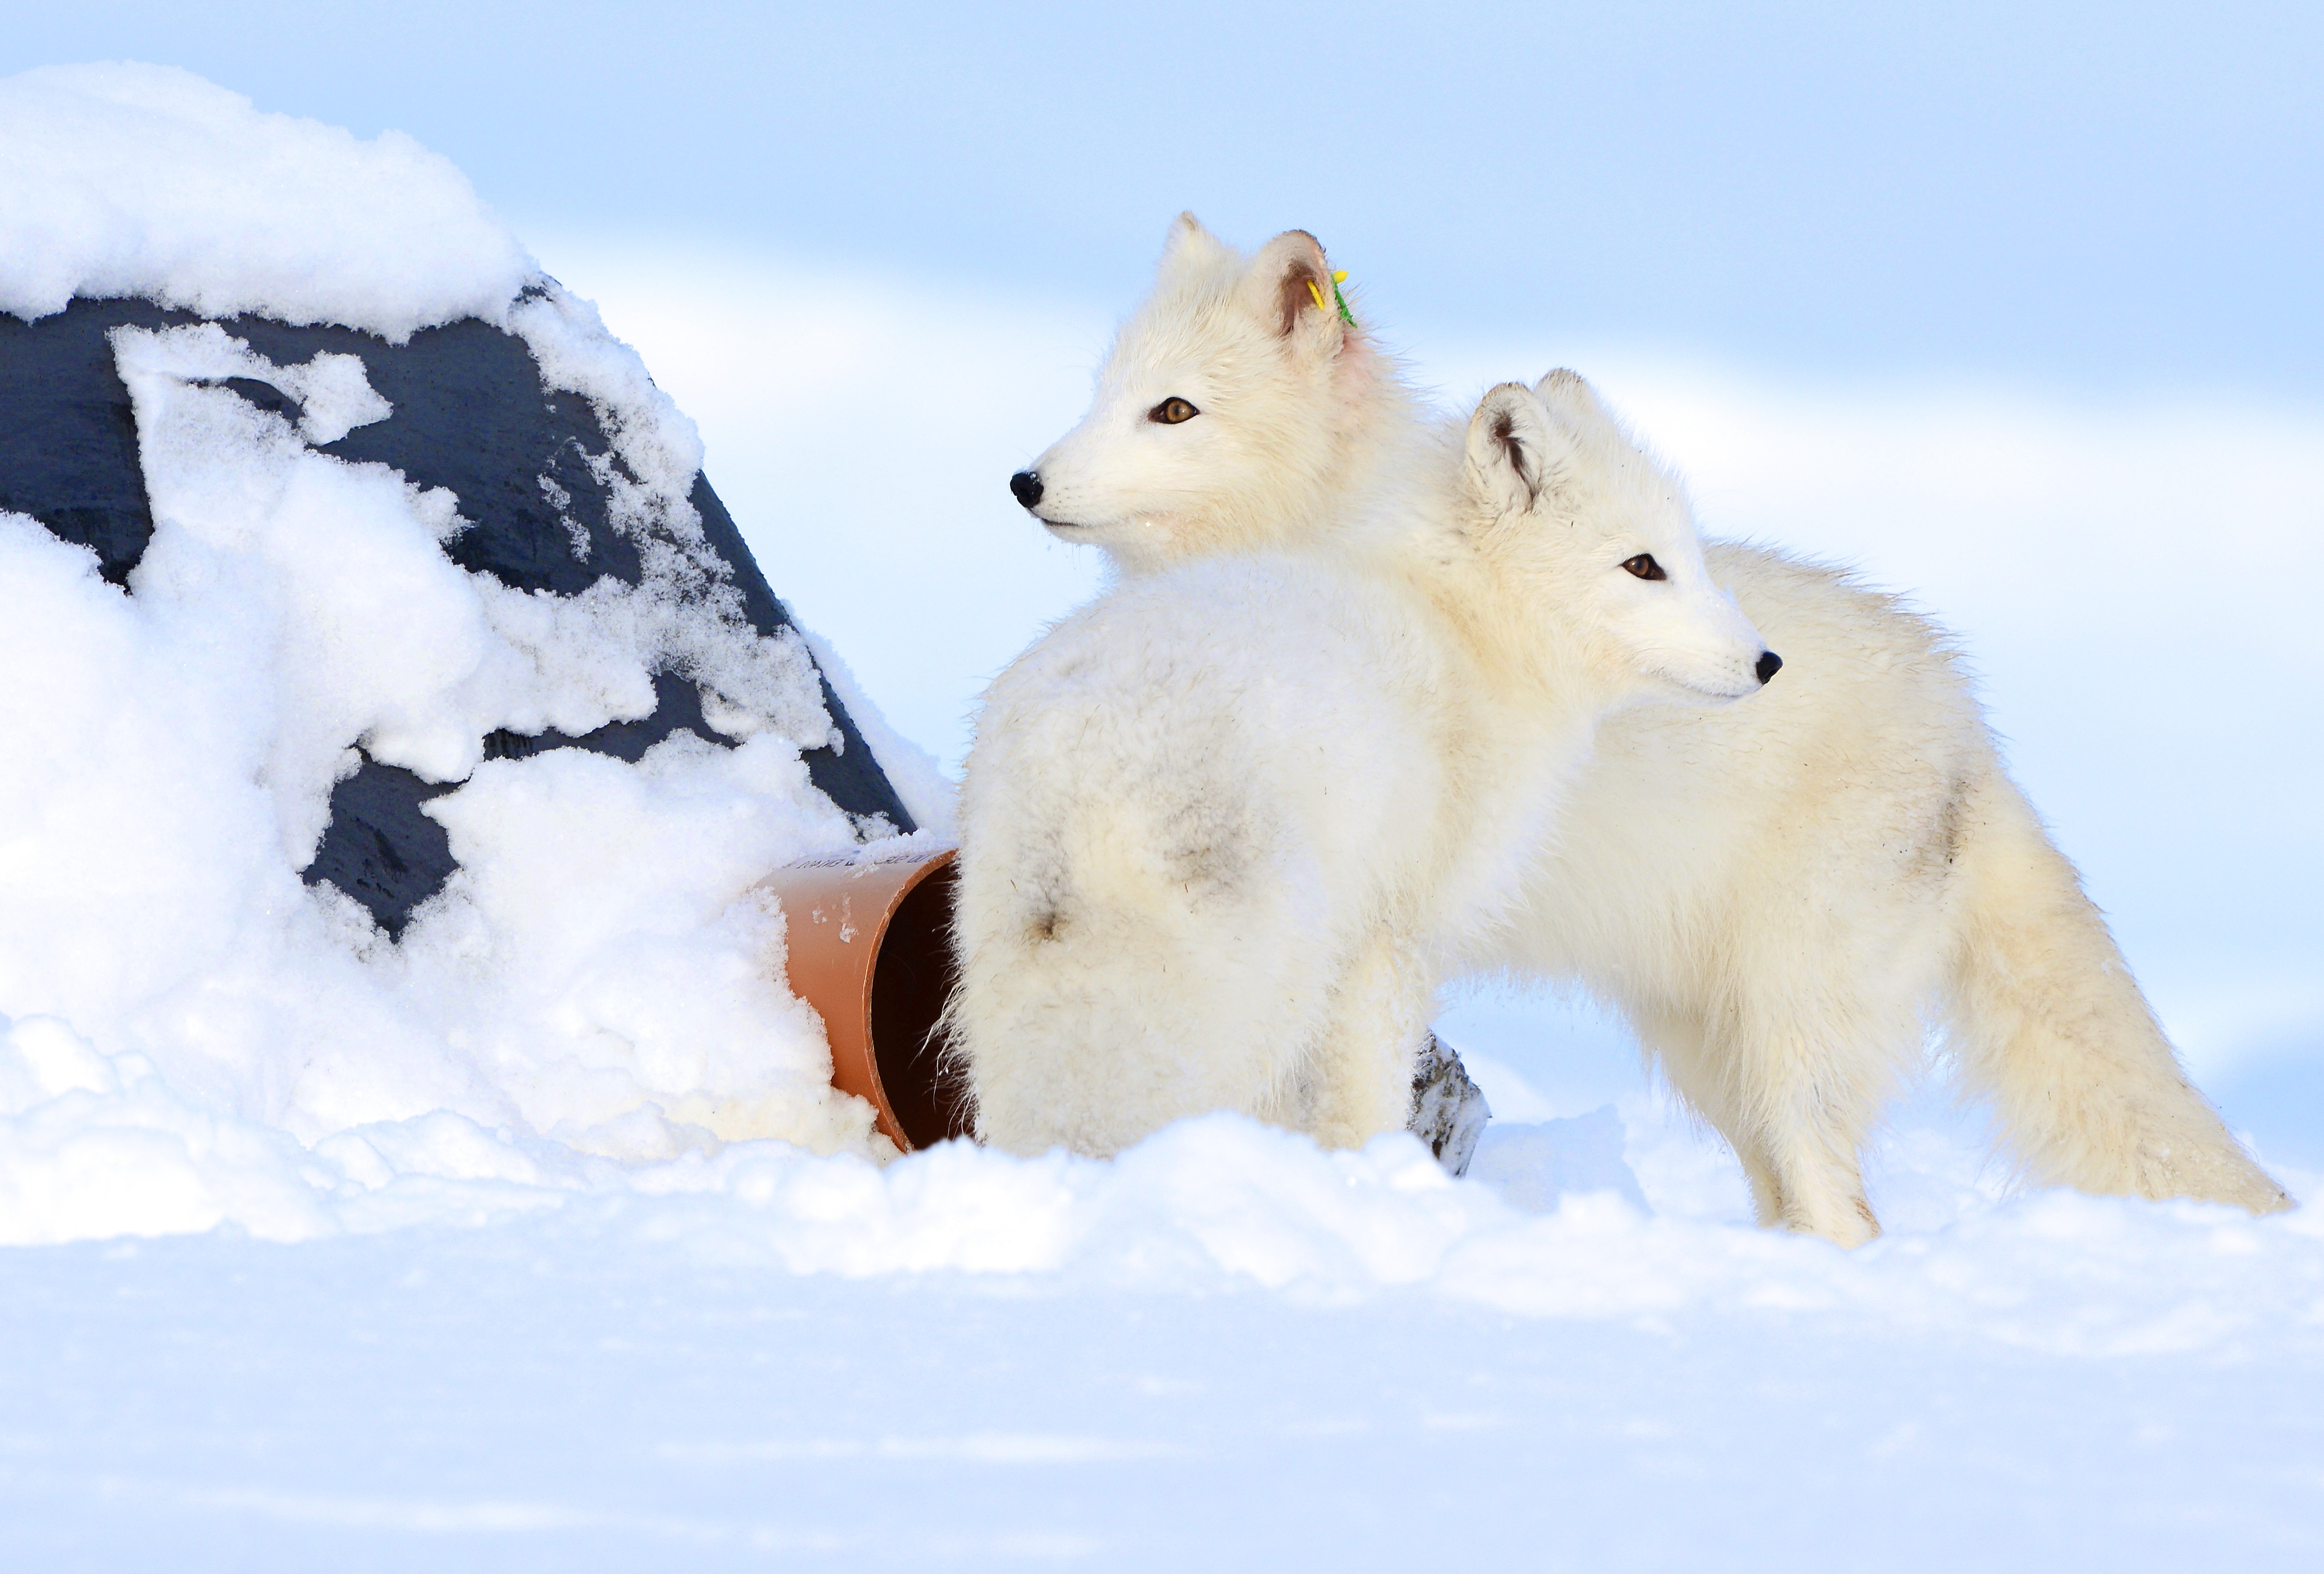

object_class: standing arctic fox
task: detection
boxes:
[1009,215,2288,1242]
[957,383,1774,1157]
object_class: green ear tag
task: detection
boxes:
[1329,269,1356,326]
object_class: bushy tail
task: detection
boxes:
[1943,771,2290,1213]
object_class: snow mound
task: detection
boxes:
[0,63,533,339]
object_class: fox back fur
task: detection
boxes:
[1004,217,2289,1242]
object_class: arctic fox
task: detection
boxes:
[957,383,1774,1157]
[1009,216,2290,1243]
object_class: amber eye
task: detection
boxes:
[1622,554,1667,581]
[1149,397,1200,424]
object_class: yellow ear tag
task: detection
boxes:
[1308,271,1357,325]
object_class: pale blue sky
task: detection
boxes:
[14,1,2321,394]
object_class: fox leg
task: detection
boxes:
[1630,1002,1799,1230]
[1307,932,1433,1151]
[1750,1089,1882,1246]
[1649,986,1901,1246]
[1734,983,1921,1248]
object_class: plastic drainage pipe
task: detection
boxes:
[759,847,968,1153]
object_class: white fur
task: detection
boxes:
[957,384,1770,1157]
[1013,221,2290,1242]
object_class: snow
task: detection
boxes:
[5,64,2324,1567]
[5,1100,2322,1566]
[0,63,533,340]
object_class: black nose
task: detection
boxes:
[1755,650,1783,685]
[1010,470,1044,509]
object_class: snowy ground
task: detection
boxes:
[5,67,2323,1569]
[7,1090,2323,1568]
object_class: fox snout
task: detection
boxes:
[1756,650,1783,685]
[1010,470,1044,509]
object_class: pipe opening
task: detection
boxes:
[871,860,970,1148]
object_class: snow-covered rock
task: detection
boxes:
[0,63,933,1226]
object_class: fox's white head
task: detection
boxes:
[1450,376,1777,705]
[1010,214,1421,577]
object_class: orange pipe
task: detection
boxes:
[759,847,966,1152]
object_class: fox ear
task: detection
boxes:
[1160,212,1231,275]
[1534,367,1611,428]
[1465,383,1565,520]
[1244,229,1341,345]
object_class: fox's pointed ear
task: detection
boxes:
[1160,212,1230,274]
[1534,367,1611,428]
[1465,383,1566,520]
[1243,229,1343,348]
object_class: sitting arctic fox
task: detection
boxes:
[1007,215,2289,1242]
[956,382,1773,1157]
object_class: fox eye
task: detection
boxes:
[1622,554,1667,581]
[1149,397,1200,425]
